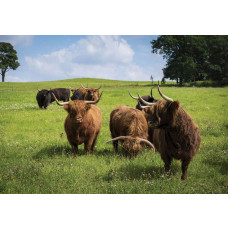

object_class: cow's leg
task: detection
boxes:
[44,103,49,109]
[161,152,172,172]
[70,142,78,157]
[113,141,118,154]
[181,159,191,180]
[91,132,100,152]
[84,137,94,155]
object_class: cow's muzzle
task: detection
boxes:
[76,118,83,123]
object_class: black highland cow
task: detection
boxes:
[36,88,70,109]
[71,89,84,101]
[129,89,158,110]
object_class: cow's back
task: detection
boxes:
[52,88,70,101]
[110,105,148,139]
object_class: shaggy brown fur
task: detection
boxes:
[109,105,150,157]
[84,88,100,101]
[143,99,201,180]
[71,88,87,99]
[63,100,102,156]
[71,88,100,101]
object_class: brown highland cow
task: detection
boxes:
[71,84,101,101]
[71,88,87,99]
[138,86,201,180]
[129,89,159,142]
[81,84,101,101]
[52,92,103,157]
[107,105,155,157]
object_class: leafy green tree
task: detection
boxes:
[151,35,228,84]
[151,35,208,85]
[205,35,228,81]
[0,42,20,82]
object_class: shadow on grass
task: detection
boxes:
[224,123,228,133]
[103,162,180,181]
[202,156,228,175]
[94,148,115,156]
[33,146,115,160]
[0,183,6,193]
[33,145,73,159]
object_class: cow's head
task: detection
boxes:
[106,136,155,157]
[36,89,52,108]
[139,86,180,129]
[81,84,101,101]
[129,89,157,110]
[71,90,83,101]
[84,88,100,101]
[52,92,103,124]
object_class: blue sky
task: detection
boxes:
[0,35,166,82]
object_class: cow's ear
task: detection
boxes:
[168,101,180,117]
[86,104,91,111]
[64,104,70,112]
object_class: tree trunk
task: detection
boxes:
[1,69,6,82]
[180,77,183,86]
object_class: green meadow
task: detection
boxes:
[0,78,227,194]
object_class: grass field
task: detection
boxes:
[0,78,227,193]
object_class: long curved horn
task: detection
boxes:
[129,91,138,100]
[137,93,155,106]
[106,136,155,152]
[95,85,102,90]
[157,85,173,102]
[138,103,151,109]
[51,92,70,106]
[80,83,88,89]
[85,91,103,104]
[37,88,41,92]
[150,89,155,99]
[137,138,155,152]
[106,136,133,143]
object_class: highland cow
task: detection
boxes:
[138,86,201,180]
[36,88,70,109]
[129,89,158,110]
[52,92,103,157]
[71,88,87,99]
[107,105,155,157]
[71,89,83,101]
[81,84,101,101]
[129,89,158,142]
[71,84,101,101]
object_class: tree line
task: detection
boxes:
[151,35,228,85]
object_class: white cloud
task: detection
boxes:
[0,35,34,47]
[5,75,28,82]
[24,35,162,81]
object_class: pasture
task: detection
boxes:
[0,78,227,194]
